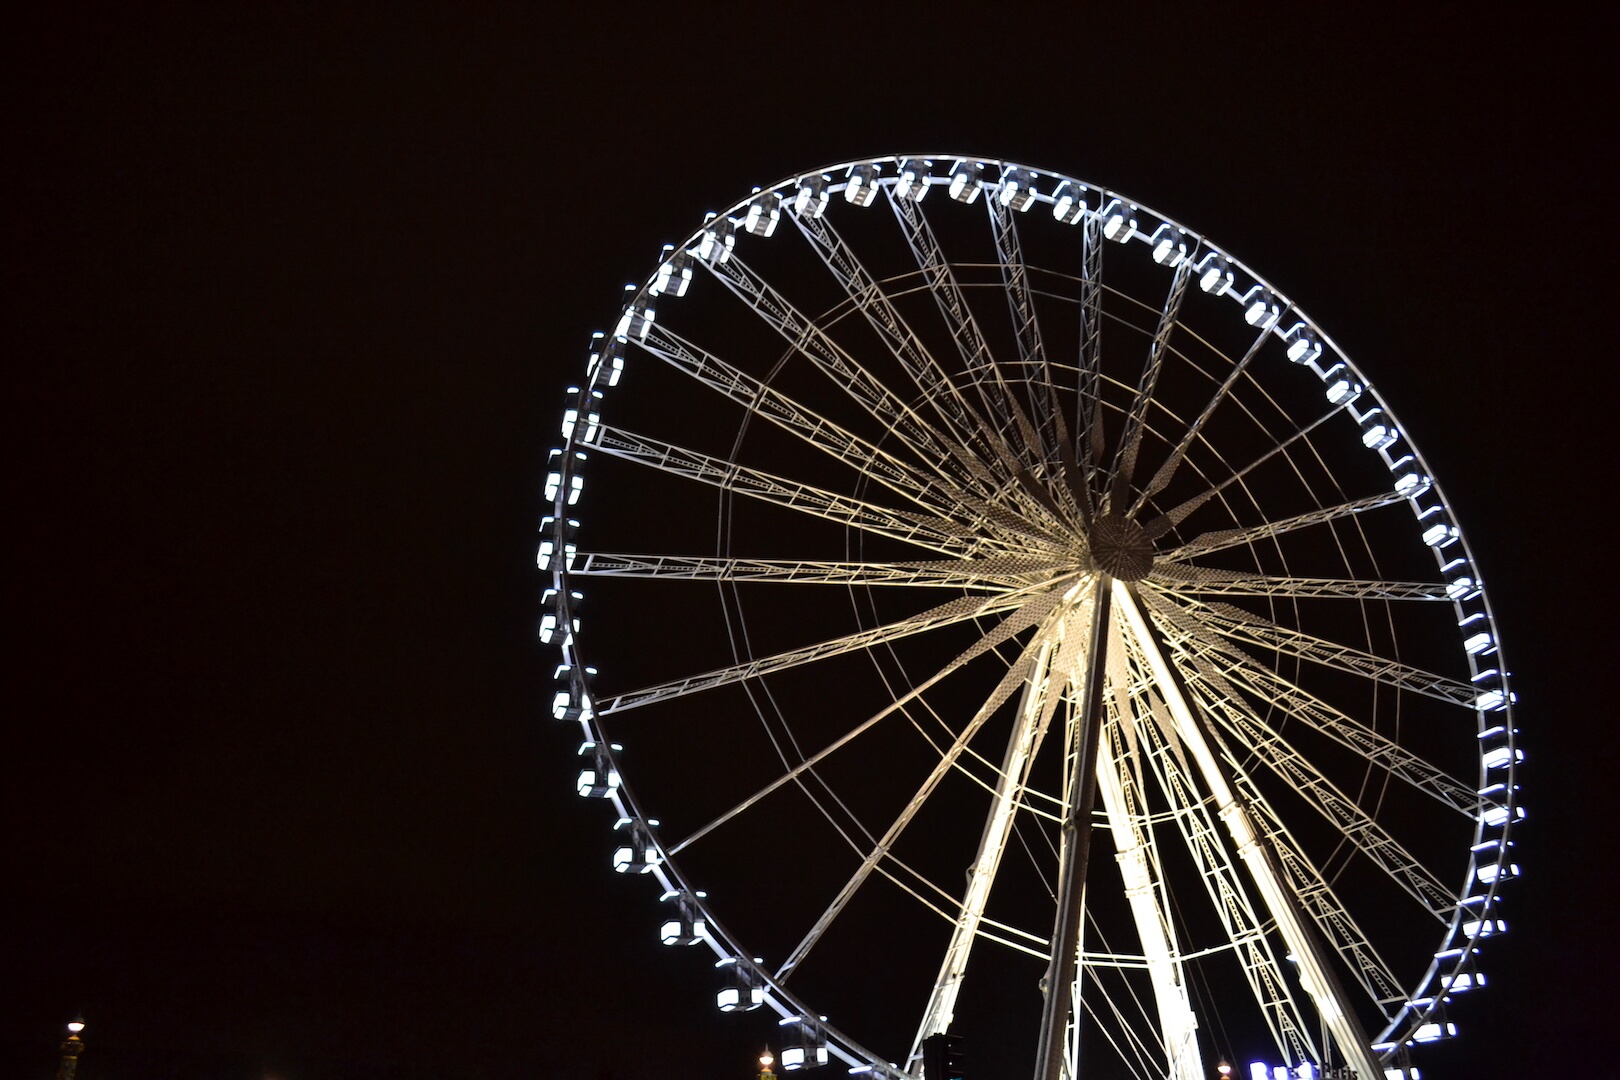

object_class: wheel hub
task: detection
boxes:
[1087,514,1154,581]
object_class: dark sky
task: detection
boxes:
[7,6,1613,1080]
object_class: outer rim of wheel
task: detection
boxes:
[541,155,1522,1074]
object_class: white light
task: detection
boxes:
[998,165,1037,211]
[1273,1068,1288,1080]
[1326,376,1362,405]
[697,218,736,264]
[1394,471,1431,497]
[845,163,880,206]
[782,1048,806,1070]
[1051,179,1087,224]
[1446,576,1477,600]
[1100,198,1137,242]
[791,174,830,218]
[1483,803,1524,825]
[1482,745,1521,768]
[1149,223,1187,266]
[1250,1064,1268,1080]
[1463,631,1494,655]
[587,337,624,388]
[653,255,692,298]
[896,159,931,201]
[1412,1022,1457,1043]
[1283,323,1322,364]
[1197,252,1233,295]
[1421,521,1458,547]
[1242,286,1279,329]
[744,195,780,237]
[67,1021,85,1034]
[1361,412,1398,449]
[1475,687,1507,711]
[577,766,619,798]
[567,474,584,505]
[1463,918,1507,936]
[948,160,984,204]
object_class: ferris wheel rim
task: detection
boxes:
[544,154,1521,1078]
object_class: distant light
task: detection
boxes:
[66,1020,85,1035]
[761,1053,775,1069]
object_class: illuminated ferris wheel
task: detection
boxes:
[540,156,1522,1080]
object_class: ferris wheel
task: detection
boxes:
[541,156,1522,1080]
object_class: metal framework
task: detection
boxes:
[542,157,1521,1080]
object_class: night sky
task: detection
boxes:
[7,6,1613,1080]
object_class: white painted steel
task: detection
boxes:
[543,156,1520,1080]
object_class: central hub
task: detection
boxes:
[1088,514,1154,581]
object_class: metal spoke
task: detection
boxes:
[1107,616,1319,1066]
[787,206,1009,498]
[669,588,1073,857]
[776,625,1060,981]
[1149,565,1450,602]
[913,589,1098,1059]
[1141,600,1480,813]
[599,586,1059,716]
[886,186,1052,491]
[1193,673,1458,920]
[709,249,995,499]
[1139,405,1344,541]
[1169,661,1411,1011]
[639,322,973,519]
[594,425,1013,559]
[1109,256,1192,511]
[574,552,1071,590]
[1173,596,1480,708]
[1159,489,1409,561]
[988,194,1068,480]
[1130,322,1272,518]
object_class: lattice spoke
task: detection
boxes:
[1149,565,1449,602]
[600,585,1063,716]
[594,425,1019,559]
[1158,489,1409,561]
[574,552,1070,590]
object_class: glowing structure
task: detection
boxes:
[541,157,1521,1080]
